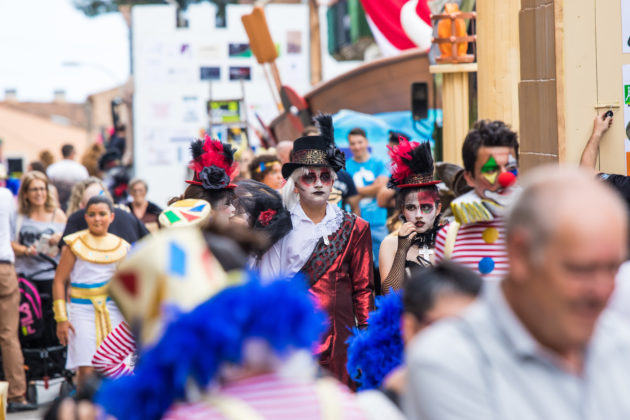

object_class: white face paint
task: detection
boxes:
[474,149,520,212]
[295,167,333,207]
[484,186,521,215]
[402,189,440,234]
[214,197,236,219]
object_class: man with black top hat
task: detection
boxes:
[259,115,374,388]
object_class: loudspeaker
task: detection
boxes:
[7,157,23,175]
[411,82,429,121]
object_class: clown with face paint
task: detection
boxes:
[380,140,443,294]
[259,114,374,388]
[434,120,520,282]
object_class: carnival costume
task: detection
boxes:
[58,229,129,370]
[347,292,404,390]
[434,159,519,281]
[97,227,367,420]
[186,136,238,190]
[381,140,442,293]
[90,220,226,377]
[259,114,374,387]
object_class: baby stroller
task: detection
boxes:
[14,254,73,404]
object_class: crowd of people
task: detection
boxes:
[0,110,629,419]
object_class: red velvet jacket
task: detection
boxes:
[301,214,375,387]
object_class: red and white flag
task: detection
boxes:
[360,0,433,56]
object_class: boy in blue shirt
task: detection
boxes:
[345,128,389,267]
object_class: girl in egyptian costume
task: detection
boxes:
[379,140,443,294]
[52,195,129,389]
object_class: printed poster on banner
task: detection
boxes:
[624,65,630,175]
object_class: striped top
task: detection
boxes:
[163,373,367,420]
[91,321,135,378]
[434,218,508,282]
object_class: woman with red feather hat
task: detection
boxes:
[168,135,240,221]
[379,140,444,294]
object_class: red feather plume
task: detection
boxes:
[188,135,239,180]
[388,139,420,184]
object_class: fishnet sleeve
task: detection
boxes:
[381,236,413,295]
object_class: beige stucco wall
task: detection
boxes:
[0,105,88,167]
[561,0,628,174]
[477,0,521,132]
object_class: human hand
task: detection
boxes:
[56,321,75,346]
[25,245,37,257]
[592,112,613,138]
[398,222,417,239]
[397,222,417,250]
[48,233,62,246]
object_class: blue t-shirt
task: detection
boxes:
[345,157,388,227]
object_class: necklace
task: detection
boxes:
[417,245,433,267]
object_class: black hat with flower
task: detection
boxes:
[187,135,239,190]
[281,114,346,179]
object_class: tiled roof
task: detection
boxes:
[0,101,87,128]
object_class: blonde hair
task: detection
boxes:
[128,178,148,192]
[18,171,56,215]
[66,177,113,215]
[281,167,337,210]
[81,142,105,177]
[38,150,55,170]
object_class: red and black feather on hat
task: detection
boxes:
[388,139,440,189]
[187,135,239,190]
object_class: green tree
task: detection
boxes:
[72,0,236,17]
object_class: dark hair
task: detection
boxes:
[302,125,319,136]
[404,261,482,322]
[461,120,519,174]
[389,130,410,146]
[29,161,46,173]
[202,218,269,271]
[61,144,75,158]
[86,195,114,212]
[169,184,236,211]
[348,127,367,138]
[396,186,440,216]
[249,155,280,182]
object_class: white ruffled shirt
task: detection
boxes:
[259,202,344,281]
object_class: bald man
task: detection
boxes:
[275,140,294,165]
[404,166,630,420]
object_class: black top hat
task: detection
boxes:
[282,114,345,179]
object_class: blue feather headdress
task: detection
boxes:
[97,273,326,420]
[346,291,404,390]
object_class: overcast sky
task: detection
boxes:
[0,0,130,103]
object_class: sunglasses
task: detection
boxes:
[300,170,333,186]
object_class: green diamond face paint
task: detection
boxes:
[481,155,499,173]
[480,155,500,184]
